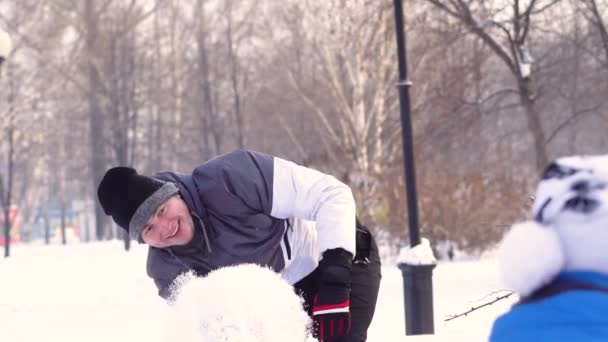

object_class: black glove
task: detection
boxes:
[312,248,353,341]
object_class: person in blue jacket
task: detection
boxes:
[490,155,608,341]
[490,272,608,341]
[97,149,381,342]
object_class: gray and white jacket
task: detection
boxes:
[147,149,356,299]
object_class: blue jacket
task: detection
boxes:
[490,271,608,341]
[146,149,356,299]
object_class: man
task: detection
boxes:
[97,149,381,342]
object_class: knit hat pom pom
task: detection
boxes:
[498,221,564,298]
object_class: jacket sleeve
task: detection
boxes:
[270,156,356,257]
[153,277,173,300]
[146,247,188,300]
[192,149,275,214]
[192,149,356,257]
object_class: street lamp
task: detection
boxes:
[392,0,436,335]
[0,28,12,67]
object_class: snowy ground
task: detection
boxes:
[0,241,517,342]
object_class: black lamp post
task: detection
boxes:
[392,0,435,335]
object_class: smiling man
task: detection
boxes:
[140,194,195,248]
[96,149,381,342]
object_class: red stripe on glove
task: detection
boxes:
[312,299,350,315]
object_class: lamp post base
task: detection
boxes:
[398,263,436,335]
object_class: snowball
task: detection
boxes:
[164,264,316,342]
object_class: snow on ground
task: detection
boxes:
[0,241,517,342]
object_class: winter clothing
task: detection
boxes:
[295,223,381,342]
[492,155,608,342]
[490,272,608,342]
[97,166,179,241]
[98,149,381,341]
[143,150,357,298]
[312,248,353,340]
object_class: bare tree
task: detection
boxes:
[47,0,161,245]
[6,0,608,254]
[81,0,111,240]
[190,0,223,158]
[0,60,17,257]
[426,0,564,172]
[579,0,608,67]
[0,0,49,256]
[102,2,152,249]
[275,0,402,218]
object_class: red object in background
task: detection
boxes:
[0,205,20,246]
[0,235,19,246]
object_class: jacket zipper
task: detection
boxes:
[283,219,292,260]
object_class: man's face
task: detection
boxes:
[141,195,194,248]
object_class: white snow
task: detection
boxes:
[396,238,437,266]
[166,265,315,342]
[0,241,517,342]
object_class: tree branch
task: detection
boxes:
[545,104,602,145]
[444,290,515,322]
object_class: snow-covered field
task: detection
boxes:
[0,241,517,342]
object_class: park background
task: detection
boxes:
[2,0,605,340]
[2,0,608,257]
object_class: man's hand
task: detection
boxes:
[312,248,353,341]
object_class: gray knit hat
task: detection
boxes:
[97,167,179,242]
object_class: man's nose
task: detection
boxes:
[155,217,170,232]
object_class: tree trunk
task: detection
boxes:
[2,128,14,257]
[60,199,67,245]
[44,206,51,245]
[85,0,109,240]
[195,5,218,157]
[123,229,130,251]
[226,2,245,149]
[83,205,90,243]
[518,77,548,172]
[2,63,16,258]
[3,207,10,257]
